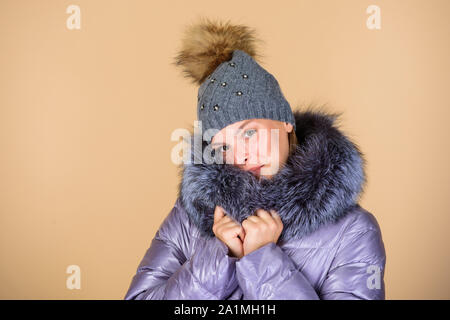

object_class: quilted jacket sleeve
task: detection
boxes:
[235,217,386,300]
[318,227,386,299]
[124,198,239,300]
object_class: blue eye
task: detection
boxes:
[244,129,257,138]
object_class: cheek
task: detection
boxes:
[249,138,259,157]
[242,139,258,165]
[225,151,235,164]
[255,132,274,163]
[268,136,280,163]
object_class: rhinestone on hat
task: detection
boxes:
[210,78,216,83]
[242,74,248,79]
[221,82,227,87]
[236,91,243,96]
[229,62,236,67]
[200,104,204,110]
[213,104,219,111]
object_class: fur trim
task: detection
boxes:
[177,107,367,242]
[173,17,263,85]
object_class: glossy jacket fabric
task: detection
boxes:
[124,109,386,300]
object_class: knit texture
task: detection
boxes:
[196,50,296,140]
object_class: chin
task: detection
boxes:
[260,164,278,177]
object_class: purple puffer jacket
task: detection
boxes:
[124,110,386,300]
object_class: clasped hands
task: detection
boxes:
[212,205,283,259]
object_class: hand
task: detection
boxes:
[212,205,246,259]
[241,209,283,256]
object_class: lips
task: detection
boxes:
[247,165,264,175]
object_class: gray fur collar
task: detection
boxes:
[177,109,367,242]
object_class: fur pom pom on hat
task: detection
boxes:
[173,17,296,137]
[173,17,263,85]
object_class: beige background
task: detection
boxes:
[1,0,449,299]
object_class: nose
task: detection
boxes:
[234,147,248,165]
[233,138,249,165]
[234,140,260,168]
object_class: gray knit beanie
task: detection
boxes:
[174,18,296,142]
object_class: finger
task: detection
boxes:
[270,210,283,229]
[214,206,224,224]
[216,214,240,234]
[270,209,282,221]
[241,217,258,230]
[216,215,233,229]
[221,224,244,238]
[218,220,240,231]
[238,227,246,241]
[255,209,274,224]
[246,215,261,224]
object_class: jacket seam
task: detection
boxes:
[329,258,383,273]
[329,227,380,271]
[184,262,221,299]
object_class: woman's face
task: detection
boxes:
[210,118,293,179]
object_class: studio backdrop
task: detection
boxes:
[0,0,449,299]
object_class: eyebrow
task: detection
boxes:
[211,119,255,147]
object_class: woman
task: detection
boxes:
[124,18,386,300]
